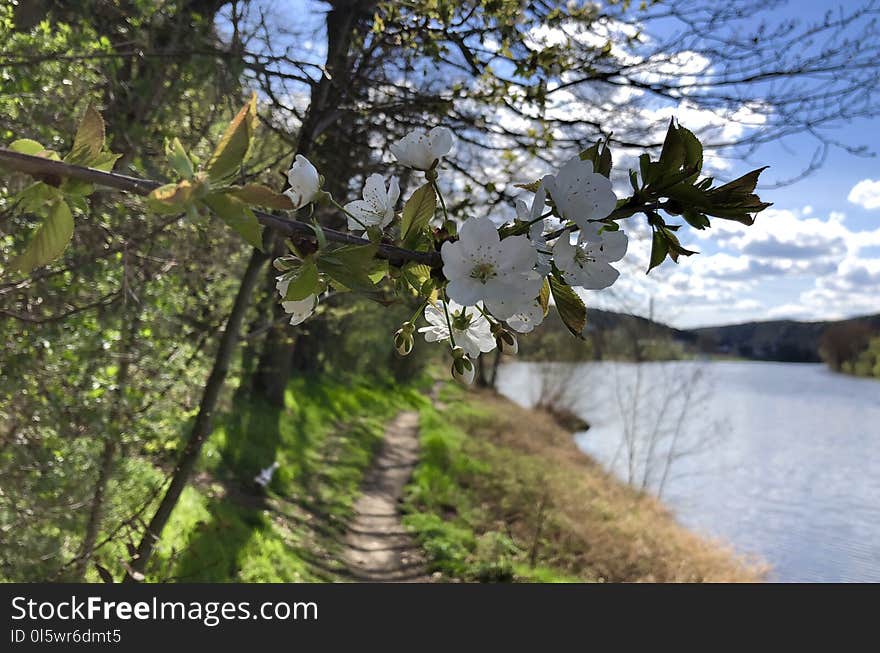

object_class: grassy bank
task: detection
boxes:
[86,374,430,582]
[403,383,764,582]
[83,373,760,583]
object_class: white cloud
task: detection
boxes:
[579,205,880,328]
[848,179,880,210]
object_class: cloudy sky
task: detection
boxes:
[235,0,879,329]
[585,0,880,328]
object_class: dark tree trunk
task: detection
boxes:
[251,1,374,404]
[488,348,502,388]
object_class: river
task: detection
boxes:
[496,360,880,582]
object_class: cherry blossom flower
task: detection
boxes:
[517,181,553,276]
[543,156,616,234]
[344,173,400,232]
[276,274,318,325]
[506,297,545,334]
[390,127,453,171]
[282,295,318,325]
[418,299,496,358]
[553,229,628,290]
[441,216,543,320]
[284,155,321,209]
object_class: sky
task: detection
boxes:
[227,0,879,329]
[583,0,880,328]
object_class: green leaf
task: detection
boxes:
[206,93,258,182]
[229,183,294,210]
[282,261,320,301]
[308,220,327,252]
[662,227,698,262]
[638,153,657,187]
[90,151,122,172]
[400,183,436,243]
[317,244,387,292]
[658,118,686,174]
[14,182,55,213]
[549,275,586,338]
[11,199,74,273]
[9,139,45,156]
[166,137,195,180]
[539,278,551,317]
[648,229,669,272]
[203,192,264,250]
[678,125,703,172]
[579,140,612,177]
[147,181,197,215]
[682,209,710,230]
[65,105,105,166]
[402,262,432,291]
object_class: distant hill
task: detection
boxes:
[520,306,880,363]
[687,314,880,363]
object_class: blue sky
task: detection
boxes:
[629,0,880,327]
[227,0,879,328]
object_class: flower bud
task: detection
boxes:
[400,321,415,335]
[497,329,518,355]
[490,322,518,355]
[394,329,414,356]
[451,353,475,385]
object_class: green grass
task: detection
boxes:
[402,383,762,583]
[402,386,580,583]
[86,373,430,582]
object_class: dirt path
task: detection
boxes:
[342,411,431,582]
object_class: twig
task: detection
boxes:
[0,149,441,267]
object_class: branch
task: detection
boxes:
[0,149,441,268]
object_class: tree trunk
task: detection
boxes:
[251,1,372,404]
[125,248,268,580]
[489,348,502,388]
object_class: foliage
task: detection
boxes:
[819,322,878,374]
[841,336,880,379]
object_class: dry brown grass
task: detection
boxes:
[450,388,766,582]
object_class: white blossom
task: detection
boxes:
[284,155,321,209]
[282,295,318,326]
[553,229,628,290]
[390,127,453,170]
[441,216,543,320]
[276,274,318,325]
[418,300,496,358]
[345,173,400,232]
[506,297,545,334]
[517,182,552,276]
[543,156,616,234]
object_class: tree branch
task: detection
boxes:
[0,149,441,267]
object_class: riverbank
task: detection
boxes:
[404,383,764,582]
[64,373,762,582]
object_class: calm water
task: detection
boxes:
[496,361,880,582]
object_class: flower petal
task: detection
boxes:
[427,126,453,158]
[446,277,487,307]
[594,230,628,262]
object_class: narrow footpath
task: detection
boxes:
[342,411,431,582]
